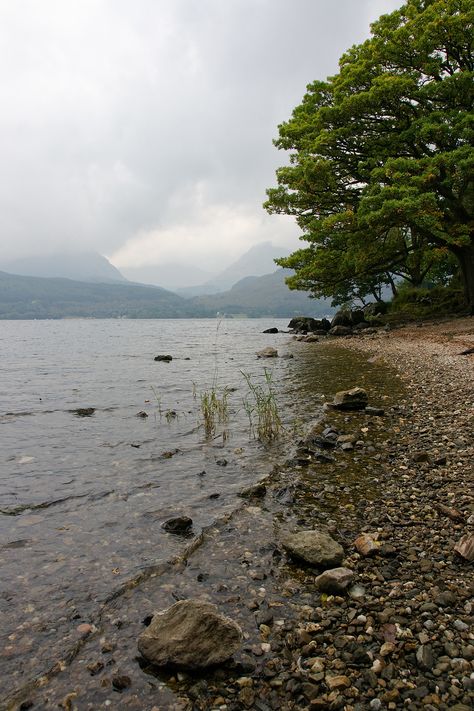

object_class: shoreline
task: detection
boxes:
[5,318,473,711]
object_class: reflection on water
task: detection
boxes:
[0,319,402,697]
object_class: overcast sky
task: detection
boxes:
[0,0,402,271]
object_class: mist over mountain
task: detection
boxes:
[120,263,214,290]
[176,241,290,296]
[0,252,127,283]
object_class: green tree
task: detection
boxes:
[265,0,474,312]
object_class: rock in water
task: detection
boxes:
[256,347,278,358]
[137,600,242,669]
[161,516,193,534]
[281,530,344,568]
[332,387,368,411]
[154,354,173,362]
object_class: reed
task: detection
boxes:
[241,368,282,443]
[199,386,230,438]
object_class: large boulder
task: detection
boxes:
[332,387,368,411]
[288,317,331,334]
[350,309,366,326]
[330,310,352,328]
[281,530,344,568]
[138,600,242,669]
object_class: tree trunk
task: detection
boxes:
[452,243,474,315]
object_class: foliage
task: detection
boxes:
[387,283,466,320]
[265,0,474,311]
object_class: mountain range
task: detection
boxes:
[0,244,332,319]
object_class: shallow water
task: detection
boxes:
[0,319,401,700]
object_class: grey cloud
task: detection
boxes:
[0,0,402,266]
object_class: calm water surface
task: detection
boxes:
[0,318,397,696]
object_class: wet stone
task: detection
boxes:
[161,516,193,534]
[281,530,344,568]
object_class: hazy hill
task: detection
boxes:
[176,241,291,296]
[0,252,127,283]
[0,270,195,319]
[120,262,214,290]
[191,269,332,317]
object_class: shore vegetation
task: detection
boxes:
[265,0,474,314]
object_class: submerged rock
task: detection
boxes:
[262,327,279,334]
[281,530,344,568]
[161,516,193,535]
[256,346,278,358]
[154,354,173,362]
[72,407,95,417]
[137,599,242,669]
[332,387,368,411]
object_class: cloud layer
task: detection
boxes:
[0,0,401,269]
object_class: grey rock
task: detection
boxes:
[281,530,344,568]
[365,406,385,416]
[138,599,242,669]
[314,567,354,593]
[330,310,352,328]
[256,347,278,358]
[416,644,434,670]
[332,387,368,411]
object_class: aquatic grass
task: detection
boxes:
[199,385,230,439]
[241,368,282,443]
[196,316,231,440]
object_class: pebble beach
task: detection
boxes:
[5,317,473,711]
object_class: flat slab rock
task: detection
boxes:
[332,387,368,411]
[137,599,242,669]
[281,530,344,568]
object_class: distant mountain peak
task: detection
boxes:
[0,252,127,284]
[203,241,291,292]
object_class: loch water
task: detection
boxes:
[0,318,397,697]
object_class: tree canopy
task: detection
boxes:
[265,0,474,311]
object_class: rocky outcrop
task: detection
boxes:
[137,600,242,669]
[288,317,330,334]
[281,530,344,568]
